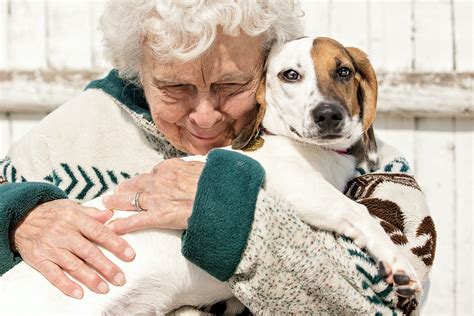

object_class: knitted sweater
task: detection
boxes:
[0,70,436,315]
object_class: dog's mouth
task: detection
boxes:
[290,125,347,144]
[289,126,302,138]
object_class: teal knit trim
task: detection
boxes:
[85,70,152,122]
[182,149,265,281]
[0,182,67,275]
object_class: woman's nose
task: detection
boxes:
[189,95,223,128]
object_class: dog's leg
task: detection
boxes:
[283,179,422,298]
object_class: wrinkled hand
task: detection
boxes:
[11,199,136,299]
[102,159,204,233]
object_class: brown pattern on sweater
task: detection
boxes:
[359,198,408,245]
[411,216,437,266]
[345,173,421,200]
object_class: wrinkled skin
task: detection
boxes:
[12,32,265,298]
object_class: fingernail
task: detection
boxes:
[97,282,109,293]
[124,247,135,258]
[72,289,83,299]
[114,272,126,286]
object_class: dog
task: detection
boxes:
[0,37,421,315]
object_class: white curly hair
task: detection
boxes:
[100,0,304,82]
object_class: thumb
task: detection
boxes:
[107,213,153,235]
[80,206,114,223]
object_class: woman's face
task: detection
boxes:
[140,33,265,155]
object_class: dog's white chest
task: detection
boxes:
[243,136,355,199]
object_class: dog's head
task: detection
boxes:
[235,37,379,167]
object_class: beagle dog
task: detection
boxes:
[0,37,421,315]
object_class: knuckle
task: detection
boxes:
[82,244,101,261]
[101,262,119,277]
[91,224,111,241]
[85,273,103,287]
[64,259,82,274]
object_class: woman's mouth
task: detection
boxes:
[188,131,222,141]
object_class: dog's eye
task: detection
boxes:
[337,67,352,78]
[280,69,301,82]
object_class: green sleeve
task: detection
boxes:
[181,149,265,281]
[0,182,67,275]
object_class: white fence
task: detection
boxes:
[0,1,473,315]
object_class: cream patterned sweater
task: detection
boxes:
[0,71,436,315]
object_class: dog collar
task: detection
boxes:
[260,127,351,155]
[331,149,350,155]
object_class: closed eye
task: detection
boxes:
[214,82,250,96]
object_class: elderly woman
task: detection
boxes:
[0,0,433,314]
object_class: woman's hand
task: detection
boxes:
[102,159,204,233]
[11,199,136,299]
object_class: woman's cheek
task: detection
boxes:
[150,98,189,124]
[225,92,257,119]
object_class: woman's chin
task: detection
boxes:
[187,137,231,155]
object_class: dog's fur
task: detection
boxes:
[0,37,421,315]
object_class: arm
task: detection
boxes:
[0,90,141,298]
[181,147,434,315]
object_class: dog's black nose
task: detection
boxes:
[312,103,344,132]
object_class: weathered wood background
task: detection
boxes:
[0,0,472,315]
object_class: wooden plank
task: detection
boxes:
[301,0,330,37]
[0,0,7,69]
[91,0,109,69]
[413,0,453,71]
[0,113,10,157]
[329,0,369,53]
[9,113,46,146]
[1,71,470,117]
[415,118,455,314]
[8,0,47,69]
[0,70,103,114]
[454,118,473,315]
[368,0,412,71]
[453,0,473,71]
[377,72,473,117]
[373,114,416,172]
[46,1,92,69]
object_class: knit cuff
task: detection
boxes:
[182,149,265,281]
[0,182,68,275]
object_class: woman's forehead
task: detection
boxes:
[143,33,265,84]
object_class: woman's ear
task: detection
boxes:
[232,78,266,149]
[346,47,379,170]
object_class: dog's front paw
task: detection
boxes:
[378,260,422,298]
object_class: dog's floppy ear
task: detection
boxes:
[232,78,266,149]
[346,47,379,170]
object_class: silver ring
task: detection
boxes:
[132,192,146,211]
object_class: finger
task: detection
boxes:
[78,216,135,263]
[68,236,126,287]
[102,192,151,212]
[55,250,110,294]
[108,213,154,235]
[35,260,84,299]
[113,173,153,194]
[80,206,114,223]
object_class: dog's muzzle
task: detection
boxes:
[311,102,345,137]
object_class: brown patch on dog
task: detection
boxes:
[0,176,6,185]
[311,37,378,132]
[232,79,266,149]
[411,216,437,266]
